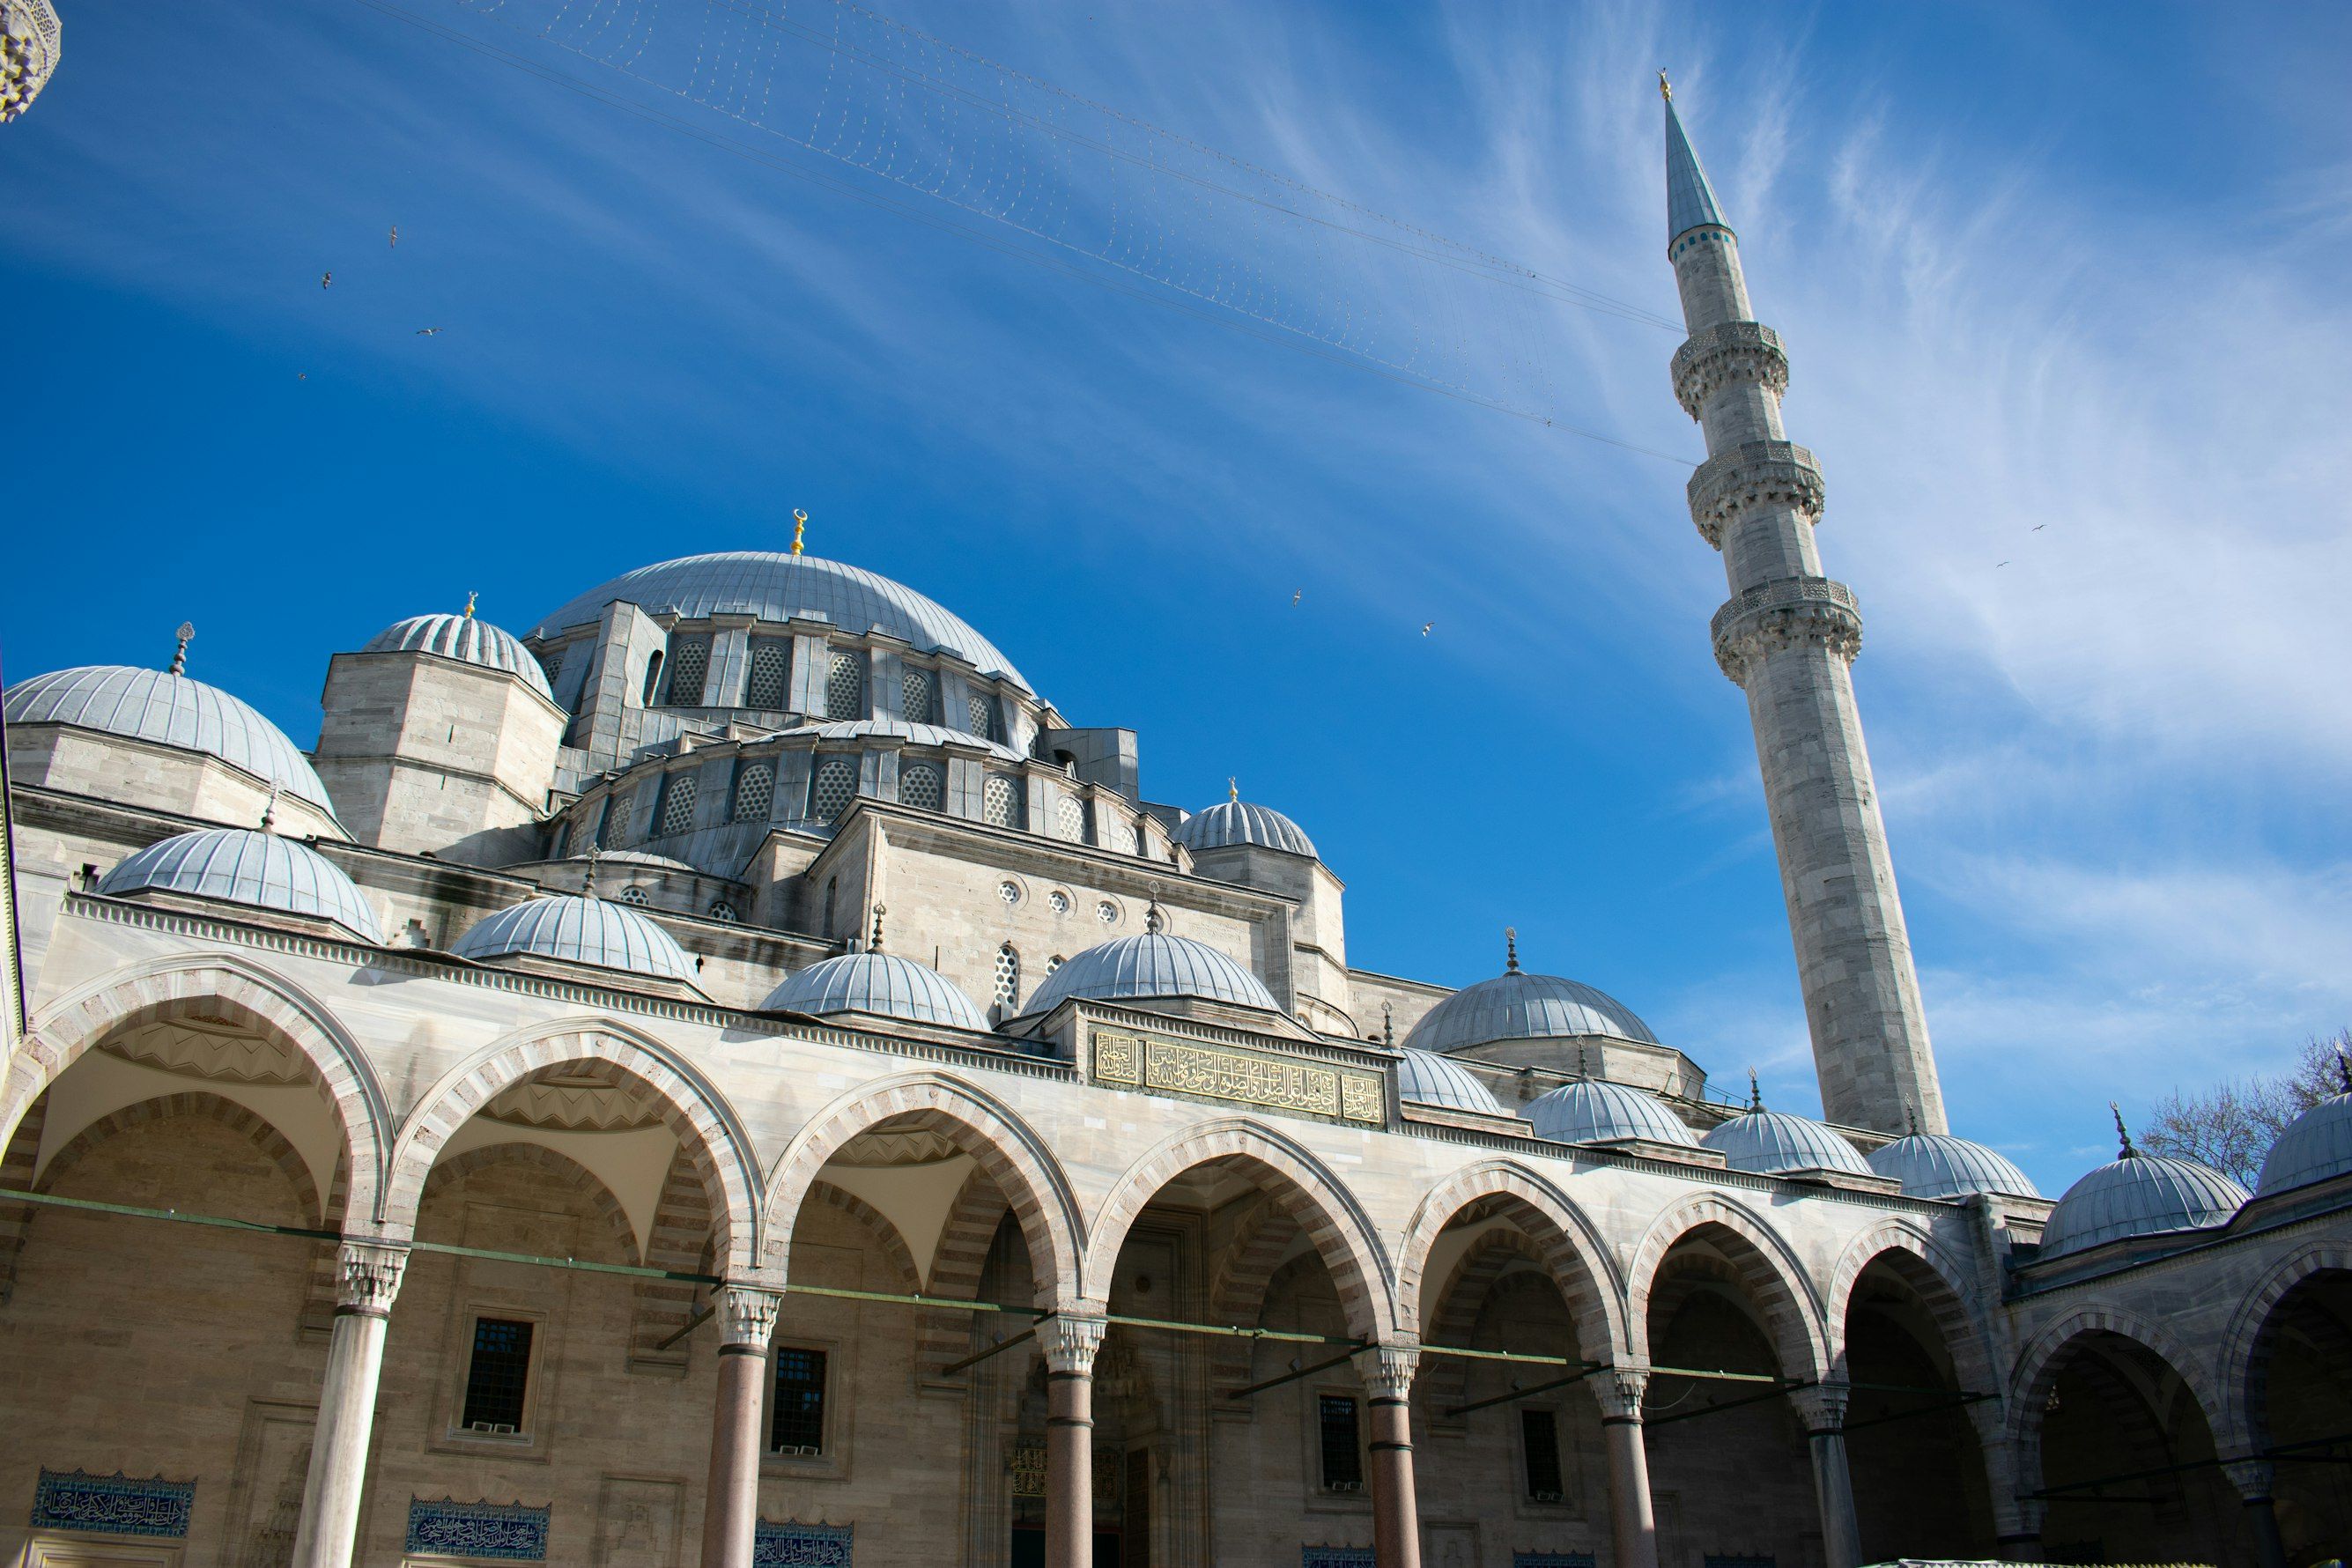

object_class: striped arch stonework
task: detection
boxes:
[11,957,391,1229]
[1626,1191,1831,1382]
[1204,1198,1306,1406]
[2006,1304,2233,1479]
[386,1024,762,1275]
[918,1169,1014,1382]
[1823,1219,1998,1398]
[631,1143,718,1373]
[764,1071,1083,1308]
[0,1098,48,1304]
[2215,1239,2352,1453]
[1085,1119,1397,1342]
[1395,1160,1629,1365]
[1421,1225,1550,1426]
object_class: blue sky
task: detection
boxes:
[4,1,2348,1194]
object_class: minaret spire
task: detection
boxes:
[1660,84,1947,1136]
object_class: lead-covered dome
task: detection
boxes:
[1702,1108,1871,1176]
[363,612,552,699]
[1404,965,1658,1056]
[449,893,695,984]
[99,828,382,943]
[2039,1151,2246,1259]
[1523,1079,1696,1147]
[1395,1048,1500,1113]
[4,665,335,811]
[532,551,1031,692]
[1018,931,1277,1017]
[766,950,987,1032]
[1868,1132,2039,1201]
[2257,1084,2352,1196]
[1176,797,1317,859]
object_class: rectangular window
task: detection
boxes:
[770,1346,829,1453]
[1521,1408,1564,1501]
[461,1317,534,1431]
[1318,1394,1364,1491]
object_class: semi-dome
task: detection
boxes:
[1403,950,1658,1056]
[2256,1072,2352,1195]
[99,828,382,943]
[1868,1132,2039,1201]
[1018,929,1277,1017]
[532,551,1031,693]
[363,611,553,699]
[449,893,695,984]
[1702,1107,1871,1176]
[1175,796,1317,859]
[4,664,335,811]
[1394,1048,1500,1113]
[765,950,987,1032]
[2040,1151,2246,1260]
[1523,1078,1696,1147]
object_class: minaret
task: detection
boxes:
[1660,78,1947,1135]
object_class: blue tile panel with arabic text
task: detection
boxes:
[30,1470,195,1538]
[404,1498,551,1560]
[755,1520,853,1564]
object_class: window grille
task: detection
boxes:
[1108,817,1140,854]
[708,901,738,922]
[733,762,775,823]
[1047,955,1063,974]
[538,647,565,691]
[659,773,699,836]
[982,775,1021,829]
[900,667,939,726]
[1097,900,1117,925]
[664,637,711,706]
[810,758,858,823]
[745,638,792,710]
[966,692,997,741]
[462,1318,534,1431]
[614,790,642,846]
[994,945,1020,1009]
[997,880,1021,906]
[1047,891,1070,916]
[900,763,945,812]
[769,1346,829,1453]
[1521,1409,1565,1502]
[825,651,864,720]
[1054,796,1087,843]
[1318,1395,1364,1491]
[618,885,650,906]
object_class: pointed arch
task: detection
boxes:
[1396,1158,1629,1364]
[762,1070,1081,1308]
[1823,1219,1997,1395]
[1085,1117,1395,1341]
[11,954,390,1227]
[2215,1240,2352,1453]
[1625,1190,1829,1381]
[2007,1304,2231,1473]
[386,1017,762,1274]
[37,1091,322,1226]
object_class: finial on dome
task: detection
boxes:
[1381,1001,1394,1048]
[1505,927,1520,974]
[462,590,478,619]
[1229,776,1239,803]
[1145,899,1165,935]
[2111,1101,2136,1159]
[259,782,280,833]
[1748,1068,1762,1113]
[584,843,602,899]
[1658,70,1671,103]
[169,621,195,676]
[791,507,809,557]
[1577,1042,1590,1081]
[1905,1105,1919,1137]
[2336,1046,2352,1096]
[869,903,887,953]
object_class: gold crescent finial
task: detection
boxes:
[1228,776,1239,802]
[1659,70,1672,103]
[791,508,809,557]
[462,590,478,619]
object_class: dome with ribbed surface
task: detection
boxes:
[363,612,553,699]
[1017,932,1276,1017]
[100,829,382,943]
[2039,1154,2246,1260]
[1868,1133,2039,1201]
[2258,1091,2352,1196]
[1403,968,1658,1055]
[1175,798,1317,859]
[1702,1109,1871,1176]
[1395,1049,1499,1113]
[533,552,1031,693]
[4,665,335,811]
[765,950,987,1031]
[449,894,695,983]
[800,718,1024,763]
[1523,1079,1696,1147]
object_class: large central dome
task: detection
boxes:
[531,551,1032,694]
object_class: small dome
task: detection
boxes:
[765,950,987,1032]
[4,664,335,812]
[1702,1108,1871,1176]
[1523,1079,1696,1147]
[363,612,553,699]
[1868,1133,2039,1201]
[1018,931,1277,1017]
[1404,967,1659,1055]
[1395,1049,1500,1113]
[449,894,695,983]
[2040,1153,2246,1259]
[99,828,382,943]
[2258,1088,2352,1196]
[1175,797,1317,859]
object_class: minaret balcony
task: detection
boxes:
[1671,320,1789,419]
[1686,440,1825,549]
[1710,576,1863,684]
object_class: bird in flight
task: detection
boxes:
[1291,590,1301,606]
[388,226,398,248]
[1996,560,2010,568]
[415,327,441,337]
[320,271,332,289]
[2032,524,2045,531]
[1421,621,1434,636]
[297,373,307,381]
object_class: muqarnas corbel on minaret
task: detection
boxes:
[1660,75,1946,1135]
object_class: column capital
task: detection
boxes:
[1594,1365,1650,1422]
[1040,1313,1108,1376]
[1791,1380,1852,1435]
[2222,1458,2275,1501]
[335,1240,408,1316]
[1352,1343,1420,1402]
[714,1283,783,1350]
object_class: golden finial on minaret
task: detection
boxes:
[791,508,809,557]
[1658,70,1672,103]
[462,590,478,619]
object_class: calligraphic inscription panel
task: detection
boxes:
[1090,1028,1382,1126]
[404,1498,550,1561]
[31,1470,195,1539]
[751,1520,851,1566]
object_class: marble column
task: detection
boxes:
[291,1241,407,1568]
[1794,1384,1862,1568]
[2224,1460,2289,1568]
[1595,1367,1659,1568]
[1043,1314,1108,1568]
[1355,1345,1423,1568]
[699,1284,782,1568]
[1973,1409,2045,1562]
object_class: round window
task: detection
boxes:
[1048,891,1071,916]
[999,880,1022,906]
[1096,899,1117,925]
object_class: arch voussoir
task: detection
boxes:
[1627,1191,1830,1382]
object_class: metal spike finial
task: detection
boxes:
[1577,1042,1590,1081]
[462,590,478,619]
[1905,1105,1919,1137]
[869,904,887,953]
[1505,927,1520,974]
[1748,1068,1762,1113]
[2111,1101,2136,1159]
[1381,1001,1394,1049]
[1145,898,1165,935]
[169,621,195,676]
[1658,70,1672,103]
[791,508,809,557]
[259,782,280,833]
[583,843,602,899]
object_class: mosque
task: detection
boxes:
[1,82,2348,1568]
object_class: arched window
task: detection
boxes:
[966,691,1000,742]
[663,636,711,706]
[982,775,1022,829]
[708,900,738,923]
[538,646,566,692]
[900,666,939,726]
[640,649,665,706]
[825,651,865,720]
[745,637,792,710]
[1108,816,1140,855]
[810,758,858,823]
[732,761,775,823]
[618,884,650,906]
[994,944,1020,1010]
[900,763,945,813]
[1054,796,1088,843]
[658,773,699,836]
